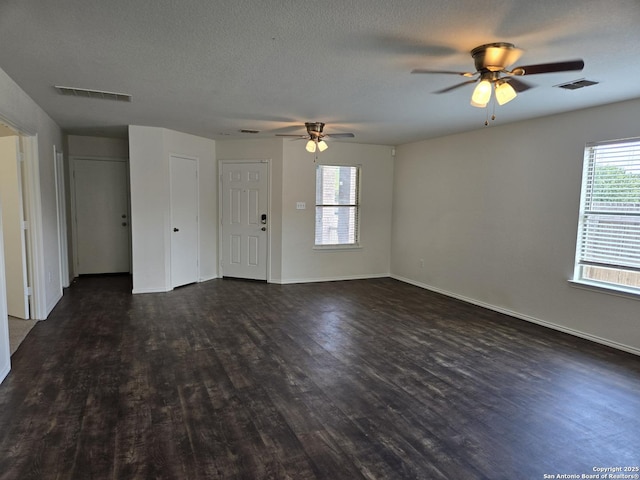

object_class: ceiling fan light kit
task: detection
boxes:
[277,122,355,155]
[412,42,584,122]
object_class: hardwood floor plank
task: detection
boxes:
[1,275,639,479]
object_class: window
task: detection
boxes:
[574,138,640,294]
[315,165,360,247]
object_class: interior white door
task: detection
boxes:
[221,161,268,280]
[0,136,29,319]
[170,156,199,288]
[73,159,130,274]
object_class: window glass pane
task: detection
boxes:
[575,138,640,293]
[316,165,358,205]
[315,165,359,246]
[315,206,358,245]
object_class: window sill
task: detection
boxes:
[568,279,640,302]
[313,244,362,252]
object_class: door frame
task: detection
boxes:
[0,135,30,318]
[0,114,47,320]
[69,156,131,277]
[218,159,271,282]
[54,146,69,288]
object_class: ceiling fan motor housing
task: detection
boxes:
[305,122,325,137]
[471,42,518,72]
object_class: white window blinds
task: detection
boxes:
[575,138,640,291]
[315,165,359,246]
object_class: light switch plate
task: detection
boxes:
[296,202,306,210]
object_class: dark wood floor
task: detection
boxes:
[1,276,639,479]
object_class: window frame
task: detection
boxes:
[314,164,361,249]
[572,137,640,297]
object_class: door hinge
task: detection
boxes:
[26,286,32,296]
[22,220,28,230]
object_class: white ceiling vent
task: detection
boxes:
[54,85,132,102]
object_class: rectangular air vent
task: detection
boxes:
[54,85,132,102]
[555,79,599,90]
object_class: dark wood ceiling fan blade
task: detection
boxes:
[515,59,584,75]
[326,133,355,138]
[434,79,478,94]
[506,77,534,93]
[412,69,475,77]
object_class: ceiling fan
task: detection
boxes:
[277,122,355,153]
[411,42,584,108]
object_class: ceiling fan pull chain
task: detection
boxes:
[483,98,497,126]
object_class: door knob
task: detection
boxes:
[173,227,179,232]
[261,227,266,231]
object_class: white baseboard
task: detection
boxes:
[276,273,389,285]
[133,276,218,294]
[132,286,172,294]
[199,274,218,283]
[391,274,640,357]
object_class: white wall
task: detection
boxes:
[281,141,394,283]
[0,66,64,320]
[216,138,394,284]
[67,135,129,159]
[391,98,640,355]
[129,126,216,293]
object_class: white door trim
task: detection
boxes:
[0,116,49,320]
[218,159,271,282]
[0,213,10,382]
[21,134,49,319]
[54,146,69,288]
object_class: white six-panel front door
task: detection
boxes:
[221,161,268,281]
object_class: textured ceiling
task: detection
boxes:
[1,0,640,146]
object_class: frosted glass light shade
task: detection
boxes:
[495,81,517,105]
[318,140,328,152]
[470,80,491,107]
[306,140,317,153]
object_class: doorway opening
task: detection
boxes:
[0,122,37,355]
